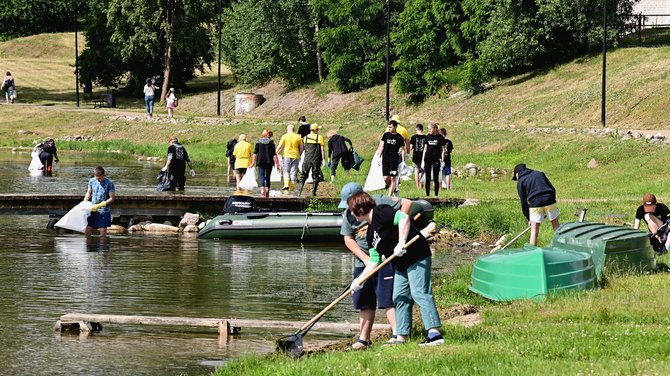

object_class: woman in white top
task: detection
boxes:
[166,88,177,118]
[143,78,157,118]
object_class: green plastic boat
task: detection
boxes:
[470,246,597,301]
[550,222,657,276]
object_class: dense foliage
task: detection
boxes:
[79,0,215,93]
[0,0,88,40]
[221,0,318,87]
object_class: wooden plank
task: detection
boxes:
[57,313,391,333]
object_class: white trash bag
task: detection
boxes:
[55,201,94,233]
[28,150,43,171]
[270,166,281,182]
[239,167,258,190]
[364,152,385,192]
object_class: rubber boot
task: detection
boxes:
[289,181,295,191]
[281,173,290,191]
[297,180,305,196]
[311,181,319,196]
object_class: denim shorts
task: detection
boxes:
[352,263,395,310]
[87,211,111,229]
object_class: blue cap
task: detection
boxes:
[338,182,364,209]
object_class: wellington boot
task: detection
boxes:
[311,181,319,196]
[281,173,290,191]
[297,181,305,196]
[289,181,295,191]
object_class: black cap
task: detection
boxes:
[512,163,526,181]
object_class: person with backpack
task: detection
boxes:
[161,136,195,191]
[166,88,178,118]
[226,138,238,176]
[33,138,59,176]
[3,72,15,104]
[326,129,353,182]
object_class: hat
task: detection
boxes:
[338,182,364,209]
[390,115,401,123]
[169,87,175,92]
[310,123,321,130]
[643,193,657,209]
[512,163,526,181]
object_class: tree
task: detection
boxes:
[221,0,318,87]
[0,0,89,40]
[79,0,215,96]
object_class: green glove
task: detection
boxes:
[91,201,107,212]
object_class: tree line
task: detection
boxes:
[0,0,635,101]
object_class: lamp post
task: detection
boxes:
[601,0,607,127]
[217,0,222,116]
[75,27,80,107]
[384,0,390,122]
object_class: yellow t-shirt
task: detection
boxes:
[278,133,303,159]
[303,134,325,145]
[396,125,409,143]
[233,141,253,169]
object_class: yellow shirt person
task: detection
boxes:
[233,135,253,169]
[278,131,303,159]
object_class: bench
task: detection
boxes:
[92,94,109,108]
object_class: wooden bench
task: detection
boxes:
[92,94,109,108]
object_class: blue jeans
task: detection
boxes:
[393,256,441,336]
[145,95,155,114]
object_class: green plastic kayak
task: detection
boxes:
[470,245,597,301]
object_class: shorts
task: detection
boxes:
[529,204,559,223]
[442,165,451,176]
[382,159,400,177]
[87,211,112,229]
[235,168,247,174]
[352,263,394,310]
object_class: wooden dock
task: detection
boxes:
[54,312,391,336]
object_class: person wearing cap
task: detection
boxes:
[166,88,177,118]
[513,163,559,246]
[634,193,670,254]
[347,191,444,347]
[276,124,304,191]
[297,123,325,196]
[339,182,412,349]
[232,134,253,190]
[33,138,59,176]
[161,136,195,191]
[377,120,406,197]
[390,115,410,151]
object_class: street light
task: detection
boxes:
[217,0,222,116]
[385,0,390,122]
[601,0,607,127]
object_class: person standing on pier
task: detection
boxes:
[162,136,195,191]
[84,166,116,237]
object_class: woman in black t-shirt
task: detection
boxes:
[421,123,445,197]
[409,124,426,190]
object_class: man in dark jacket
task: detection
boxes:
[513,163,559,245]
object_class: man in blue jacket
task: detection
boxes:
[513,163,560,245]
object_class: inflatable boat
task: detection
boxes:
[197,195,434,241]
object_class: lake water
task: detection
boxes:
[0,151,459,375]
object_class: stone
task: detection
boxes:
[655,133,665,140]
[471,242,481,247]
[143,223,179,233]
[137,157,144,161]
[182,224,199,233]
[468,168,478,176]
[179,213,200,228]
[198,221,207,230]
[128,224,144,232]
[464,162,478,170]
[458,198,480,207]
[107,224,127,234]
[587,158,598,169]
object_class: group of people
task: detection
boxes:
[2,72,16,104]
[142,78,178,119]
[227,116,355,197]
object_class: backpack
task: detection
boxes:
[226,139,238,158]
[173,97,179,107]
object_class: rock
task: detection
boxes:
[587,158,598,169]
[138,157,144,161]
[494,235,507,246]
[464,162,478,170]
[621,134,632,141]
[106,224,127,234]
[645,134,653,140]
[128,224,144,232]
[179,213,200,228]
[183,224,199,233]
[459,198,479,207]
[143,223,179,233]
[655,133,665,140]
[468,168,478,176]
[198,221,207,230]
[11,148,17,152]
[471,242,481,247]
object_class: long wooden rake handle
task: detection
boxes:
[297,234,422,333]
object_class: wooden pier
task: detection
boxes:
[54,312,391,336]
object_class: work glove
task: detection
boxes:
[351,277,365,293]
[393,240,407,257]
[190,169,196,177]
[421,161,425,170]
[161,166,167,172]
[327,160,332,169]
[55,158,60,163]
[91,201,107,212]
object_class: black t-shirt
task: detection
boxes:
[298,123,311,139]
[168,143,189,174]
[409,134,426,161]
[366,205,431,272]
[381,132,405,162]
[39,140,57,155]
[253,139,277,166]
[423,134,444,163]
[635,203,670,227]
[443,138,454,166]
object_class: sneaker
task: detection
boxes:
[419,333,445,347]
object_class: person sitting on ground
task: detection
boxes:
[276,124,303,191]
[232,134,253,190]
[339,182,414,350]
[409,124,426,190]
[161,136,195,191]
[327,129,353,182]
[84,166,116,237]
[513,163,560,246]
[377,120,406,197]
[348,191,444,347]
[248,129,279,197]
[33,138,59,176]
[633,193,670,254]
